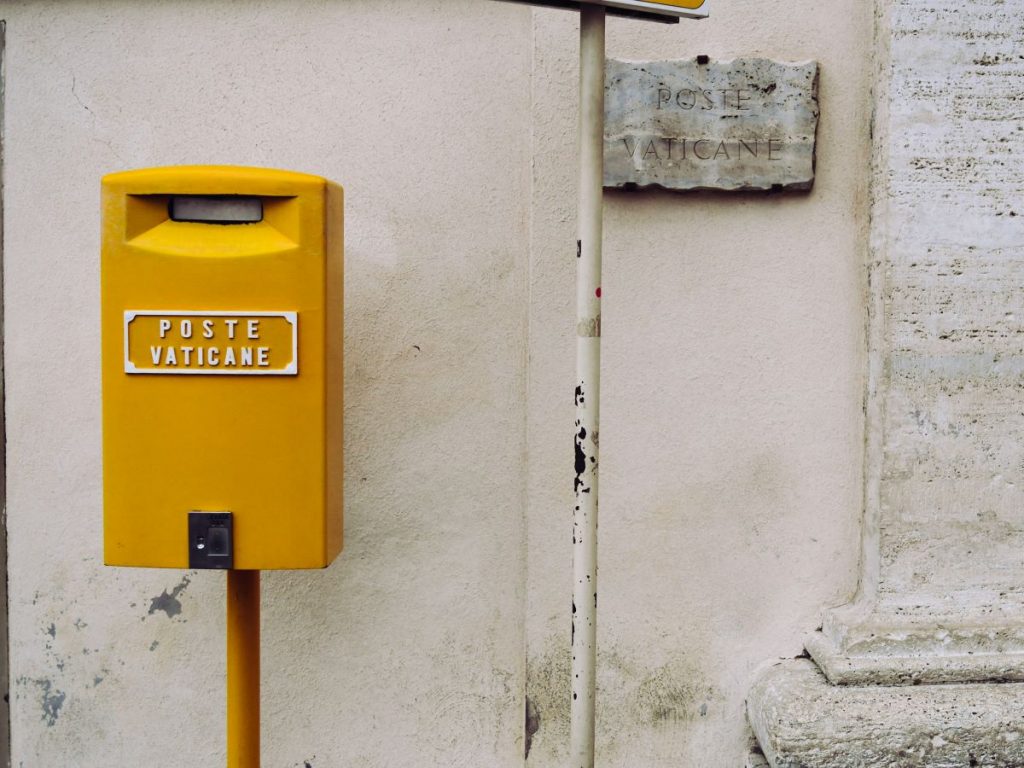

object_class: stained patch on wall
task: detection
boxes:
[628,662,717,726]
[524,696,540,758]
[524,642,572,763]
[147,575,191,619]
[19,678,66,727]
[527,634,723,763]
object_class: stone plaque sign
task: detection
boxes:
[604,57,819,192]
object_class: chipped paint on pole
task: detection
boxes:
[571,6,604,768]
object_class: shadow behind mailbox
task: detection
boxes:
[101,166,343,570]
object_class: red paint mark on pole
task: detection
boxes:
[595,287,602,298]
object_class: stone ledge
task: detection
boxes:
[806,629,1024,686]
[748,659,1024,768]
[821,607,1024,658]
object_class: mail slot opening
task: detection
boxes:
[169,195,263,224]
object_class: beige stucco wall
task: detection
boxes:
[1,1,871,766]
[4,2,531,766]
[525,4,872,765]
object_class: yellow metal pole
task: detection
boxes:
[227,569,260,768]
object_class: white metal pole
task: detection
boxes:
[571,6,604,767]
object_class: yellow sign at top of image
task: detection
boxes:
[498,0,708,21]
[627,0,706,8]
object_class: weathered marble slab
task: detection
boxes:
[748,659,1024,767]
[604,57,819,192]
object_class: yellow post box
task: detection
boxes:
[102,166,343,570]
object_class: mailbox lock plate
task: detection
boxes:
[188,511,234,569]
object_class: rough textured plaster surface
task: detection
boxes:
[526,3,870,766]
[4,2,529,766]
[880,0,1024,610]
[881,0,1024,613]
[808,0,1024,685]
